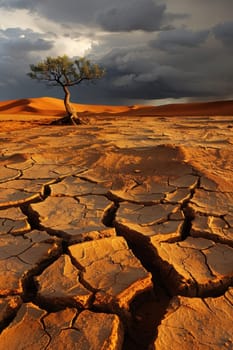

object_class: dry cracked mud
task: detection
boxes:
[0,115,232,349]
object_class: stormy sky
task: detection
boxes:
[0,0,233,105]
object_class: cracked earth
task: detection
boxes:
[0,115,233,349]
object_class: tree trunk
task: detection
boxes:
[62,85,82,125]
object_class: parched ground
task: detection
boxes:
[0,107,233,349]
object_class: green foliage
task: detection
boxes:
[28,55,105,87]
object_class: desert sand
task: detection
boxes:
[0,97,233,349]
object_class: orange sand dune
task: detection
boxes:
[119,100,233,116]
[0,97,233,116]
[0,97,233,120]
[0,97,233,131]
[1,96,233,117]
[0,97,134,116]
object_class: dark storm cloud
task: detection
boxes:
[150,28,209,52]
[213,20,233,46]
[0,0,182,32]
[97,1,166,32]
[0,28,54,53]
[0,0,35,10]
[0,27,55,100]
[81,32,233,104]
[0,0,233,104]
[1,0,127,27]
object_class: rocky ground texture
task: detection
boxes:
[0,115,232,349]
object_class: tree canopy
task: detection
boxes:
[28,55,105,125]
[28,55,104,87]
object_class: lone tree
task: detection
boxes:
[28,55,105,125]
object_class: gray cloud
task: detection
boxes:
[0,28,54,53]
[97,1,166,32]
[0,0,182,32]
[83,31,233,103]
[0,27,54,100]
[0,0,33,9]
[150,28,209,52]
[213,20,233,46]
[0,0,233,104]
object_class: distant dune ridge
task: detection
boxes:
[0,96,233,117]
[0,97,133,116]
